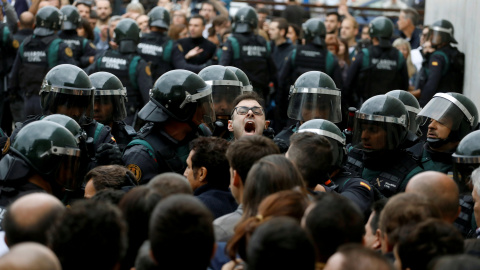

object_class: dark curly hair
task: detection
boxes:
[190,137,230,190]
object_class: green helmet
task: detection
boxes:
[452,130,480,194]
[138,70,216,130]
[34,6,63,36]
[302,18,326,46]
[114,18,141,53]
[353,95,408,151]
[89,72,127,124]
[40,64,94,124]
[369,16,394,47]
[10,121,82,190]
[60,5,81,30]
[199,65,242,117]
[232,6,258,34]
[385,90,422,136]
[148,6,170,29]
[226,66,253,92]
[43,114,86,142]
[298,119,346,168]
[431,19,457,45]
[417,92,478,147]
[288,71,341,123]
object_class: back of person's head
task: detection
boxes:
[118,186,163,270]
[19,11,35,29]
[379,193,442,253]
[168,23,187,40]
[428,254,480,270]
[189,137,230,190]
[396,219,464,270]
[324,244,394,270]
[288,132,333,189]
[227,190,309,261]
[85,165,136,192]
[226,135,280,182]
[148,172,192,197]
[304,193,365,263]
[247,216,315,270]
[90,189,126,205]
[149,194,214,270]
[3,193,64,247]
[242,155,305,219]
[0,242,62,270]
[48,200,127,270]
[401,7,419,26]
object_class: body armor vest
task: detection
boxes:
[138,32,172,81]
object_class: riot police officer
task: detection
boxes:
[198,65,243,140]
[137,6,173,82]
[123,69,216,185]
[219,6,277,102]
[345,95,418,198]
[416,20,464,107]
[8,6,75,119]
[275,71,342,147]
[226,66,253,93]
[0,20,15,133]
[59,5,97,68]
[90,71,136,152]
[344,16,409,108]
[86,18,153,126]
[297,119,374,215]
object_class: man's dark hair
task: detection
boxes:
[305,193,365,263]
[231,92,266,114]
[401,7,419,26]
[3,201,64,246]
[247,217,315,270]
[90,9,98,19]
[85,165,136,192]
[149,194,214,270]
[370,198,388,234]
[333,244,394,270]
[201,1,215,11]
[226,135,280,182]
[190,137,230,190]
[119,186,163,270]
[397,219,464,270]
[289,23,301,38]
[272,17,289,38]
[148,172,192,197]
[257,7,269,15]
[90,189,126,205]
[48,200,127,270]
[190,14,206,26]
[75,0,92,9]
[288,132,333,189]
[326,11,340,22]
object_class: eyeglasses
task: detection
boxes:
[232,106,264,116]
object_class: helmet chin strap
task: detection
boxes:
[426,130,460,149]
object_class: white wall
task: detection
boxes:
[424,0,480,107]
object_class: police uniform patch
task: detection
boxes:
[12,40,19,49]
[2,137,10,155]
[359,181,371,190]
[127,164,142,182]
[65,47,73,57]
[89,42,96,49]
[432,61,438,66]
[352,57,356,61]
[177,44,183,52]
[222,46,228,51]
[145,65,152,76]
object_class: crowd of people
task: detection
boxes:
[0,0,479,269]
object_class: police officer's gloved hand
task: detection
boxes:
[273,137,289,154]
[95,143,123,165]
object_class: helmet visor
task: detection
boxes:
[452,156,480,194]
[405,105,423,134]
[41,85,94,122]
[431,25,457,44]
[352,112,407,151]
[207,80,243,117]
[94,88,127,122]
[417,94,474,131]
[193,94,216,132]
[287,87,342,123]
[46,145,82,191]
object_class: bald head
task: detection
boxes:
[406,171,460,223]
[0,242,61,270]
[4,193,64,247]
[19,11,35,29]
[147,172,193,198]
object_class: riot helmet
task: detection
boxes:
[287,71,342,123]
[431,19,457,46]
[232,6,258,34]
[369,16,394,48]
[226,66,253,92]
[40,64,94,124]
[10,121,82,190]
[60,5,82,30]
[34,6,63,36]
[148,6,170,29]
[43,114,87,144]
[385,90,423,137]
[352,95,408,151]
[452,130,480,194]
[302,18,326,46]
[199,65,242,118]
[138,70,216,130]
[417,92,478,148]
[89,72,127,124]
[298,119,346,169]
[114,18,141,53]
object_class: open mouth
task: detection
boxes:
[244,121,256,135]
[427,133,437,138]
